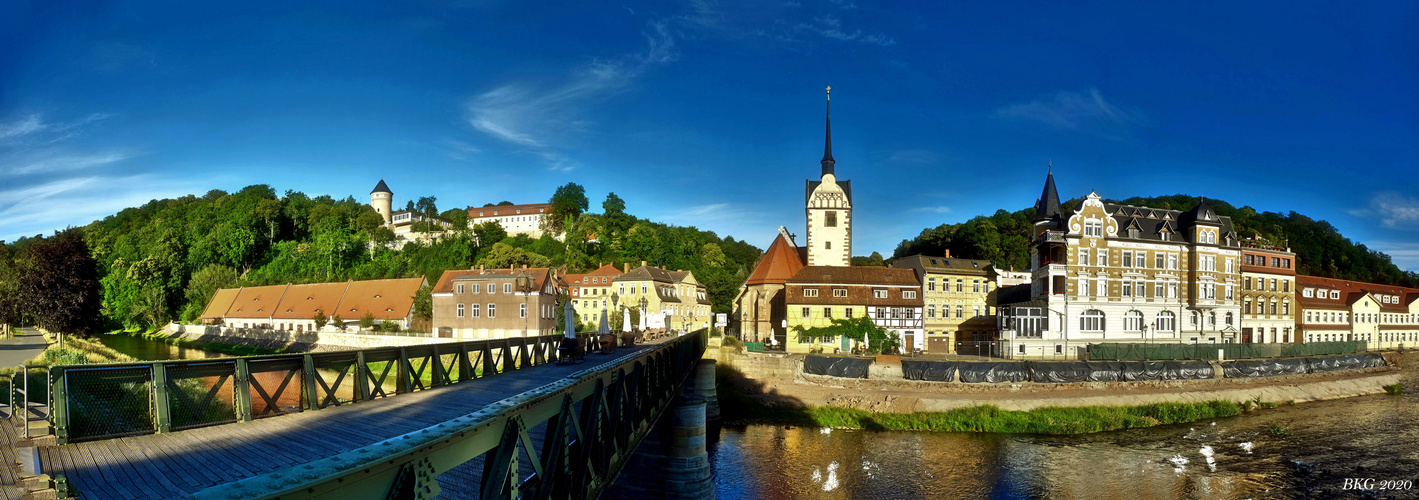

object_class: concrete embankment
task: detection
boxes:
[714,348,1402,414]
[163,323,454,351]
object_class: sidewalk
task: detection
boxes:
[0,328,50,368]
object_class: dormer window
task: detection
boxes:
[1128,228,1140,239]
[374,294,382,299]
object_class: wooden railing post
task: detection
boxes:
[302,354,318,411]
[151,363,172,433]
[397,347,411,394]
[234,359,253,422]
[355,351,371,402]
[49,367,68,445]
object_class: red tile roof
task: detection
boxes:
[432,268,553,294]
[467,203,551,218]
[200,288,240,319]
[335,277,427,321]
[786,265,920,287]
[1296,275,1418,313]
[226,284,291,318]
[272,282,350,320]
[745,232,805,286]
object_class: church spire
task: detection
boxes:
[1034,165,1062,222]
[821,86,835,177]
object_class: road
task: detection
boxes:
[0,328,50,368]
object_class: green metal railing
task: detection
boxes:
[193,329,708,500]
[47,335,565,444]
[1087,341,1368,361]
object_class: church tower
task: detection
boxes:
[805,87,852,267]
[371,179,393,225]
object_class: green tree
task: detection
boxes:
[412,284,433,322]
[313,310,329,330]
[330,313,343,330]
[543,183,588,235]
[360,312,376,330]
[791,316,901,354]
[184,264,238,320]
[476,242,551,269]
[381,320,400,333]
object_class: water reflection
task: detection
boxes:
[93,333,225,361]
[711,395,1418,499]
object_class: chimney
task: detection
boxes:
[522,264,528,269]
[624,263,630,273]
[641,260,647,268]
[944,249,951,258]
[479,265,485,273]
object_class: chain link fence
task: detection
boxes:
[65,366,154,441]
[165,361,239,431]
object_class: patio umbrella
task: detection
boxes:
[639,307,648,331]
[597,308,610,336]
[623,308,632,333]
[563,300,577,340]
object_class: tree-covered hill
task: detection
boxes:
[0,183,761,332]
[893,194,1419,288]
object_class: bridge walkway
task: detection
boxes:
[36,340,667,500]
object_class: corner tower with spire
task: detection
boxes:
[805,86,852,267]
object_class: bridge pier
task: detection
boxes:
[694,359,720,424]
[605,362,717,499]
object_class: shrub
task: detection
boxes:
[381,320,400,333]
[1384,383,1402,396]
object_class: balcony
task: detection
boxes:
[1036,231,1066,244]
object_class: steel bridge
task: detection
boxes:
[4,331,708,499]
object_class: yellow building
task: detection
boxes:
[891,252,996,354]
[784,266,923,354]
[565,263,624,326]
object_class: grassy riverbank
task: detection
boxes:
[716,364,1276,435]
[109,327,287,357]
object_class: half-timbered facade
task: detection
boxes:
[784,266,923,354]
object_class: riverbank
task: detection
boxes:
[109,328,288,357]
[714,352,1405,435]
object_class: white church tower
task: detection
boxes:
[805,87,852,267]
[370,179,393,225]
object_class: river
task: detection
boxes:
[93,333,226,361]
[708,394,1417,499]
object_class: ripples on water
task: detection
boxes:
[709,395,1418,499]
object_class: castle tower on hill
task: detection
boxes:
[805,86,852,267]
[371,179,393,225]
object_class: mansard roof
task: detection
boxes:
[1099,202,1238,246]
[1179,197,1221,227]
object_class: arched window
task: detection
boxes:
[1124,310,1143,332]
[1225,312,1234,326]
[1157,311,1176,332]
[1080,309,1105,331]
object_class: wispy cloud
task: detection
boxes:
[994,89,1148,138]
[1,112,128,175]
[787,16,894,46]
[0,114,46,139]
[0,175,209,242]
[7,151,134,176]
[911,206,952,214]
[442,138,481,161]
[1351,192,1419,230]
[655,201,769,241]
[465,20,676,171]
[1365,240,1419,272]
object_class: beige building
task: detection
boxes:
[565,263,625,326]
[431,266,557,339]
[732,228,806,343]
[369,180,451,244]
[1296,275,1419,349]
[467,203,555,239]
[891,252,997,354]
[608,263,712,333]
[1238,242,1297,343]
[999,170,1243,358]
[200,277,427,331]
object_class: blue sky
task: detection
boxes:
[3,1,1417,270]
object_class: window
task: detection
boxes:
[1137,251,1147,268]
[1155,282,1165,298]
[1303,288,1313,298]
[504,283,513,294]
[903,290,918,299]
[876,308,887,319]
[1123,252,1132,268]
[1225,286,1234,300]
[928,306,935,319]
[457,284,465,294]
[518,303,527,319]
[1169,283,1178,298]
[1246,254,1255,265]
[801,307,810,318]
[891,308,901,319]
[1330,291,1339,300]
[825,211,837,227]
[1270,301,1277,315]
[641,284,647,294]
[824,307,832,318]
[973,280,981,293]
[1098,250,1108,267]
[1283,281,1290,293]
[873,290,888,299]
[957,279,964,292]
[972,306,980,318]
[845,308,854,318]
[1135,281,1146,297]
[1056,344,1064,355]
[1084,220,1103,237]
[1225,258,1234,274]
[803,288,819,298]
[1244,279,1251,291]
[1155,254,1165,269]
[1269,279,1277,291]
[1122,281,1133,297]
[1191,311,1200,326]
[1244,301,1252,314]
[833,288,847,297]
[1225,312,1234,326]
[1080,309,1106,331]
[825,241,831,250]
[1169,254,1178,270]
[1124,310,1143,331]
[1096,279,1106,297]
[487,284,496,294]
[956,305,964,318]
[487,304,496,318]
[1020,344,1027,354]
[457,304,465,318]
[1157,311,1176,332]
[1128,228,1140,239]
[928,277,936,291]
[1080,249,1090,266]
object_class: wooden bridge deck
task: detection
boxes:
[33,340,666,500]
